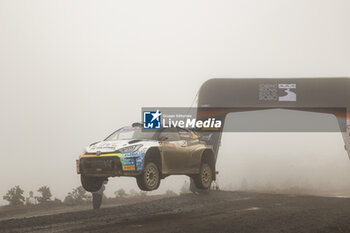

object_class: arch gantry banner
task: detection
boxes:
[196,78,350,160]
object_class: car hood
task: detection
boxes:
[86,140,136,153]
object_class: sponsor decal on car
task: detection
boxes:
[163,142,175,147]
[81,153,122,158]
[123,165,136,171]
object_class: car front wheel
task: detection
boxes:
[92,193,103,209]
[194,163,213,190]
[136,162,160,191]
[81,175,103,192]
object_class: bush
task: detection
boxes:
[53,198,62,204]
[63,195,74,205]
[115,189,127,198]
[3,186,25,206]
[129,189,138,196]
[139,191,147,197]
[165,190,177,196]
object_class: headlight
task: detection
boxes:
[119,144,143,153]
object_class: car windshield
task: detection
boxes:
[105,127,156,141]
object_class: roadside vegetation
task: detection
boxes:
[2,185,181,208]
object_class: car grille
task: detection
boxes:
[80,157,122,174]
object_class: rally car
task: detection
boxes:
[76,123,216,192]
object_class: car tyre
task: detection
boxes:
[194,163,213,190]
[137,162,160,191]
[92,193,103,209]
[81,175,103,192]
[136,176,147,191]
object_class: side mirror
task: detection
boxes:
[159,136,168,141]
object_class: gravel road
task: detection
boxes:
[1,191,350,233]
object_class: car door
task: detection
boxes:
[178,128,202,173]
[159,128,188,174]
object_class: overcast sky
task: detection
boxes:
[0,0,350,204]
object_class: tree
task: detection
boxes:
[71,186,90,203]
[115,189,127,198]
[3,186,25,206]
[36,186,52,204]
[64,186,91,205]
[25,190,38,205]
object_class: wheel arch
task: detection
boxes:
[144,147,162,175]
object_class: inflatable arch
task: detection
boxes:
[196,78,350,164]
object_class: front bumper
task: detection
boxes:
[78,156,122,177]
[77,153,143,177]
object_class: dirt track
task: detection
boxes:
[1,191,350,233]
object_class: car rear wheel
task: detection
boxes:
[81,175,103,192]
[194,163,213,190]
[136,162,160,191]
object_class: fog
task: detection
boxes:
[0,0,350,204]
[217,111,350,196]
[218,132,350,196]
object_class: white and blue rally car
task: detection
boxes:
[76,123,216,192]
